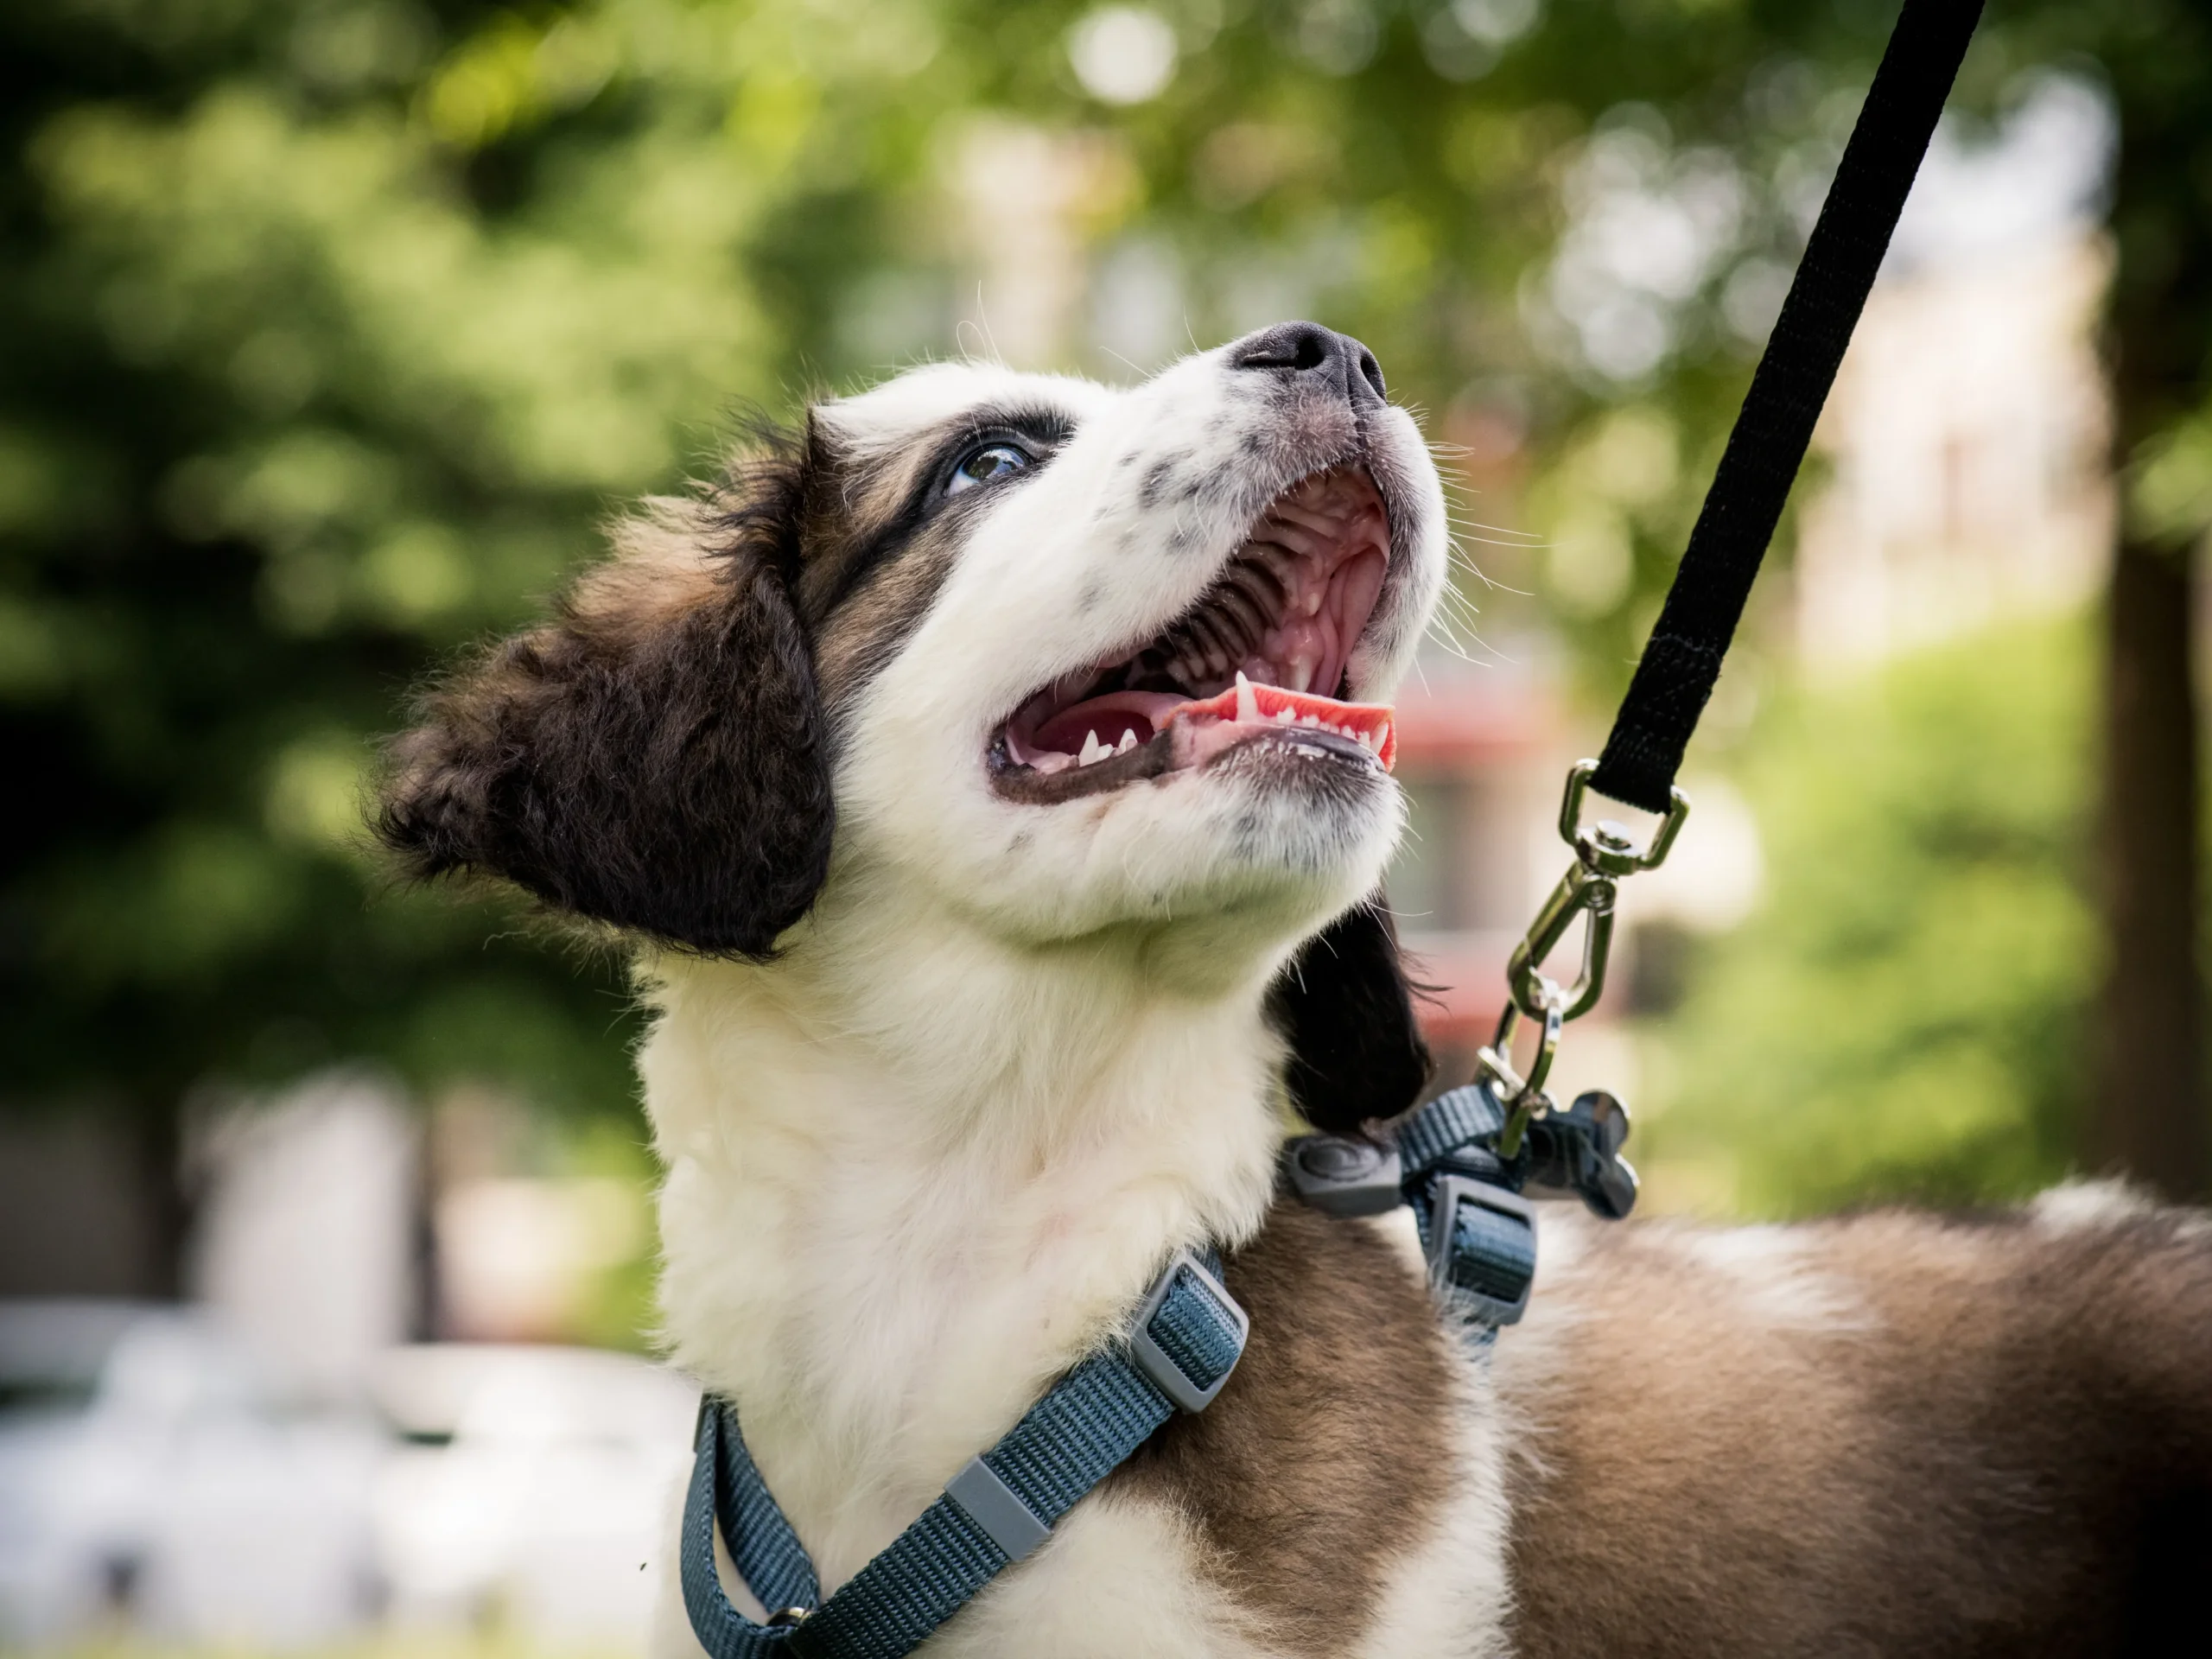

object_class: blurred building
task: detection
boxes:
[1796,74,2115,671]
[1794,233,2113,673]
[0,1071,680,1653]
[1386,653,1563,1054]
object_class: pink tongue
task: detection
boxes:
[1029,691,1189,756]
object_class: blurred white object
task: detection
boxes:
[372,1344,696,1650]
[0,1301,380,1649]
[3,1306,696,1656]
[191,1069,420,1402]
[1066,7,1178,105]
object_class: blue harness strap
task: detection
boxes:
[1395,1080,1508,1182]
[682,1250,1248,1659]
[1285,1081,1546,1336]
[1395,1084,1538,1332]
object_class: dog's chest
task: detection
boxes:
[655,1185,1510,1657]
[641,963,1510,1656]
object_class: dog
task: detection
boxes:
[377,324,2212,1657]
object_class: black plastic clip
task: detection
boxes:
[1426,1176,1536,1326]
[1521,1090,1638,1220]
[1281,1134,1404,1217]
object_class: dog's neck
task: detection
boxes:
[639,873,1296,1585]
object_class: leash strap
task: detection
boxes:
[682,1250,1248,1659]
[1591,0,1986,814]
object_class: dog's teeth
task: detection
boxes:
[1079,730,1109,766]
[1116,730,1137,754]
[1235,671,1261,723]
[1288,656,1315,694]
[1274,707,1295,724]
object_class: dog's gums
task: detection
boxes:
[993,465,1394,800]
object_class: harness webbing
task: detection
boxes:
[682,1252,1246,1659]
[1591,0,1986,815]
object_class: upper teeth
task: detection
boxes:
[1279,707,1385,753]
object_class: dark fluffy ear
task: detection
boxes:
[374,450,832,957]
[1268,895,1433,1134]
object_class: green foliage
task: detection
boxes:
[1646,617,2096,1216]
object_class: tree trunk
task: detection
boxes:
[2092,535,2205,1200]
[2088,14,2212,1204]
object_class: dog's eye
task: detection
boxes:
[946,442,1033,495]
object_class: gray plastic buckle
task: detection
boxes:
[1283,1133,1404,1217]
[1128,1250,1249,1413]
[1426,1175,1536,1327]
[944,1456,1051,1561]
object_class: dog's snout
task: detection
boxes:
[1231,321,1337,376]
[1229,321,1388,411]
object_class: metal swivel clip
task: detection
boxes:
[1478,760,1689,1160]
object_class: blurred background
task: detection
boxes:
[3,0,2209,1651]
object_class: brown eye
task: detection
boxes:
[946,442,1033,495]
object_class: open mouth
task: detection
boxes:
[992,465,1395,800]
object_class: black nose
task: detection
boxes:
[1229,321,1388,410]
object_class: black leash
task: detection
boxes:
[1370,0,1992,1201]
[1590,0,1987,816]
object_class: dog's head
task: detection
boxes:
[378,324,1445,1127]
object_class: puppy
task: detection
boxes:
[378,325,2212,1657]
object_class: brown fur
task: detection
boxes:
[1114,1199,1458,1655]
[1499,1201,2212,1657]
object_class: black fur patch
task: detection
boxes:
[375,442,834,959]
[1141,458,1175,509]
[1268,897,1433,1133]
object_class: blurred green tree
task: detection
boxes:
[1646,617,2096,1216]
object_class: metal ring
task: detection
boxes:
[1557,759,1692,874]
[1493,990,1562,1106]
[1481,988,1563,1158]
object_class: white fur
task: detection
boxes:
[2030,1178,2158,1235]
[639,346,1465,1655]
[1356,1342,1516,1659]
[1677,1224,1871,1332]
